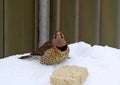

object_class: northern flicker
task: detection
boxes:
[19,31,70,65]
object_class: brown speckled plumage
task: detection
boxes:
[19,31,70,65]
[40,45,69,65]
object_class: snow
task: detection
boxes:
[0,41,120,85]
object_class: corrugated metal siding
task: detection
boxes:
[50,0,61,39]
[80,0,99,45]
[50,0,77,43]
[0,0,120,58]
[100,0,118,47]
[0,0,3,58]
[4,0,35,57]
[34,0,39,49]
[50,0,120,48]
[0,0,36,57]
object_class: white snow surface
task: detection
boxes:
[0,42,120,85]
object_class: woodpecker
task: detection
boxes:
[19,31,70,65]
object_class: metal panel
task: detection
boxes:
[80,0,98,45]
[60,0,77,43]
[4,0,35,56]
[34,0,39,49]
[50,0,58,39]
[100,0,118,47]
[117,0,120,48]
[50,0,120,48]
[0,0,3,58]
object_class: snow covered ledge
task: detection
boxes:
[50,65,88,85]
[1,42,120,85]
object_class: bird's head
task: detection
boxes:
[52,31,67,47]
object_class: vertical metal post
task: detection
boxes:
[39,0,50,47]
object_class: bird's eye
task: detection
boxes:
[61,34,64,38]
[54,35,57,39]
[61,35,63,38]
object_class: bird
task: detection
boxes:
[19,31,70,65]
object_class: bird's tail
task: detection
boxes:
[19,55,32,59]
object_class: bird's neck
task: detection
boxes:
[56,44,68,51]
